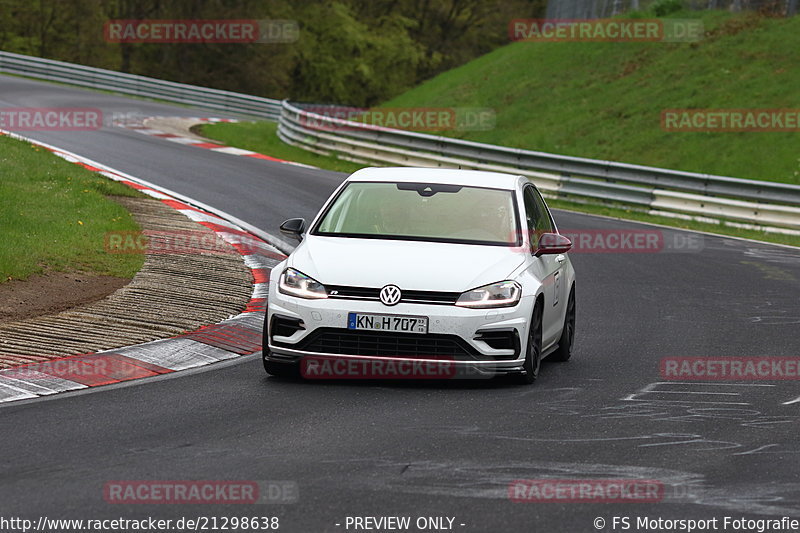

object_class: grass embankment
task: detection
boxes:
[0,134,144,282]
[383,10,800,185]
[201,10,800,185]
[199,9,800,247]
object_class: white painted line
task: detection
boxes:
[49,151,81,164]
[252,283,269,298]
[622,382,775,405]
[210,146,256,156]
[165,136,206,145]
[625,398,752,406]
[645,390,742,395]
[239,241,281,255]
[0,381,39,402]
[98,170,125,182]
[243,254,281,269]
[0,372,86,395]
[279,161,318,170]
[732,444,779,455]
[120,340,242,363]
[221,313,264,329]
[140,189,173,200]
[214,233,280,256]
[215,231,253,244]
[113,338,220,371]
[0,376,58,395]
[654,381,774,387]
[178,210,238,228]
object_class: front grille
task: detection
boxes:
[275,328,477,359]
[326,285,459,305]
[403,290,460,304]
[327,286,378,300]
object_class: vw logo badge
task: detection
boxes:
[379,284,402,306]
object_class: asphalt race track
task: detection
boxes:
[1,75,799,532]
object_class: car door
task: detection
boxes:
[522,185,565,346]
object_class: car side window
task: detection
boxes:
[523,186,555,252]
[532,188,554,234]
[523,187,538,233]
[523,185,553,235]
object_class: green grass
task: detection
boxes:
[198,121,364,174]
[0,134,145,282]
[382,10,800,185]
[197,10,800,248]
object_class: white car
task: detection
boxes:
[263,167,576,383]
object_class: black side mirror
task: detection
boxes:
[279,218,306,241]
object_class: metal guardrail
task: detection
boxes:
[0,50,281,121]
[2,50,798,231]
[277,100,800,231]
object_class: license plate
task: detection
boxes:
[347,312,428,334]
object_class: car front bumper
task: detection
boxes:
[265,280,534,377]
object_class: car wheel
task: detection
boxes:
[516,300,543,384]
[550,286,575,362]
[263,353,299,378]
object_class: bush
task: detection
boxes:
[652,0,684,16]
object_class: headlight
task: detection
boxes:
[455,281,521,309]
[279,268,327,299]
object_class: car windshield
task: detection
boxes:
[313,181,520,245]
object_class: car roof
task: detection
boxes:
[346,167,523,190]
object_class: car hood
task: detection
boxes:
[288,236,525,292]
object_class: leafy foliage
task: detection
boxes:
[652,0,684,16]
[0,0,545,106]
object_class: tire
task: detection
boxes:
[550,286,575,362]
[516,300,543,384]
[263,353,299,378]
